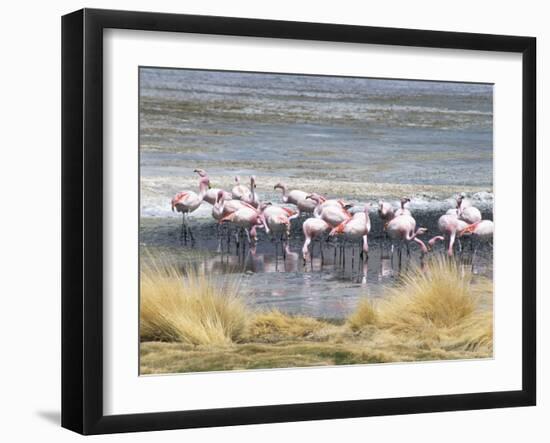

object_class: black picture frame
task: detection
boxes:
[61,8,536,435]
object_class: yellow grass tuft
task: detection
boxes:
[140,260,249,346]
[248,310,326,342]
[347,256,493,354]
[348,299,379,331]
[378,257,477,332]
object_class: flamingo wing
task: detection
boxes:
[171,192,189,210]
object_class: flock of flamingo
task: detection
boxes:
[170,169,494,264]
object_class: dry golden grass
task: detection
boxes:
[140,255,493,373]
[140,260,249,346]
[247,310,326,343]
[348,299,378,331]
[347,257,493,354]
[379,258,477,330]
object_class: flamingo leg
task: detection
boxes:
[234,230,240,253]
[361,235,368,261]
[182,213,194,244]
[342,240,346,269]
[471,238,480,270]
[398,241,403,269]
[302,237,311,265]
[226,225,231,253]
[448,231,456,257]
[180,212,187,243]
[216,223,222,253]
[185,213,193,244]
[413,237,428,256]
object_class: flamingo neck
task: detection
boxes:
[414,237,428,255]
[381,205,394,221]
[447,231,457,256]
[198,180,208,200]
[362,235,369,253]
[404,227,423,241]
[250,182,256,202]
[216,196,225,213]
[279,185,288,202]
[428,235,444,247]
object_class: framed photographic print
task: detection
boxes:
[61,8,536,435]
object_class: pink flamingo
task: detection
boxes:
[220,205,268,245]
[378,200,395,225]
[428,213,469,256]
[194,169,232,205]
[301,217,331,263]
[395,197,411,217]
[261,203,296,238]
[212,190,251,251]
[456,193,473,212]
[231,176,252,201]
[455,192,481,224]
[240,176,260,208]
[460,219,494,239]
[459,219,494,264]
[329,203,371,260]
[171,171,209,242]
[306,193,351,227]
[212,190,248,222]
[274,182,317,219]
[459,206,482,224]
[260,203,296,257]
[386,214,428,262]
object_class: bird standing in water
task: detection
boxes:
[231,176,252,201]
[193,168,232,205]
[330,203,371,260]
[428,213,469,256]
[171,170,209,243]
[274,182,317,219]
[301,217,331,263]
[386,214,428,265]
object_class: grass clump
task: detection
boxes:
[248,310,326,343]
[379,257,477,331]
[347,256,493,354]
[140,260,249,346]
[348,299,379,331]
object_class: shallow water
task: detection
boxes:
[141,211,493,319]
